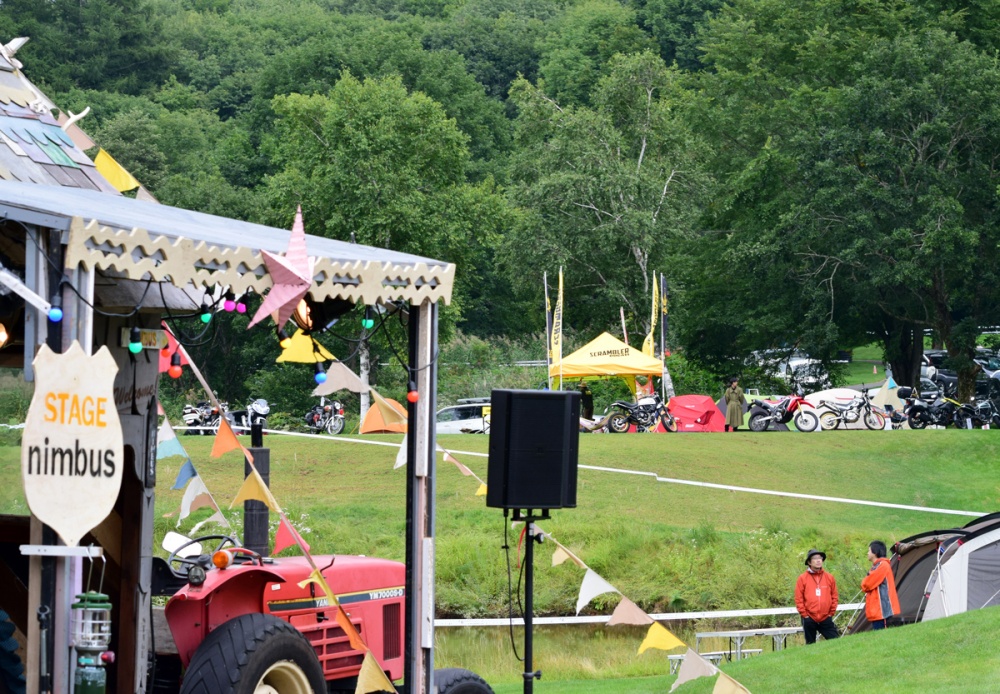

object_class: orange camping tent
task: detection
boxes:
[360,398,408,434]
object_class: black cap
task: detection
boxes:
[805,549,826,566]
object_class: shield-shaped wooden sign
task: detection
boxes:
[21,342,124,547]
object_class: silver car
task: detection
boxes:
[436,398,490,434]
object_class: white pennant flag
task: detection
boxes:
[394,444,407,469]
[178,476,210,526]
[575,568,620,615]
[190,509,230,534]
[670,648,718,692]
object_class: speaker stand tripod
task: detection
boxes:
[514,508,549,694]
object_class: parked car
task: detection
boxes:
[436,398,490,434]
[749,350,831,392]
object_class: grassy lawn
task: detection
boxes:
[2,428,998,689]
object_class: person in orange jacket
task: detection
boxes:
[861,540,900,630]
[794,549,840,643]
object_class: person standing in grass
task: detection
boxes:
[795,549,840,644]
[724,377,746,432]
[862,541,900,630]
[578,379,594,420]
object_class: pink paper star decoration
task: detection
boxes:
[248,206,315,330]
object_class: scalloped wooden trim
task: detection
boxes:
[65,217,454,305]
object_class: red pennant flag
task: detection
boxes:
[159,324,190,373]
[274,516,311,554]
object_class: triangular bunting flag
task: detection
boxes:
[336,605,367,652]
[550,540,587,569]
[171,459,197,490]
[475,483,487,497]
[447,455,474,476]
[355,650,396,694]
[211,417,242,458]
[713,672,751,694]
[230,469,281,512]
[575,568,620,615]
[274,515,311,554]
[156,419,187,460]
[190,510,230,534]
[394,444,407,470]
[276,329,336,363]
[158,327,189,373]
[178,477,210,526]
[608,597,654,626]
[94,148,140,192]
[298,568,324,590]
[637,622,684,654]
[189,493,215,514]
[157,401,166,416]
[371,389,407,425]
[312,360,369,395]
[670,648,718,692]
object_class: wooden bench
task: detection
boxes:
[668,649,764,674]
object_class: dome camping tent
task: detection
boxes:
[668,394,725,432]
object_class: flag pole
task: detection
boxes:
[544,271,553,390]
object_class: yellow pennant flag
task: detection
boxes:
[551,268,563,365]
[94,148,140,192]
[638,622,684,654]
[297,568,324,590]
[230,469,281,512]
[276,329,336,363]
[475,483,487,497]
[356,650,396,694]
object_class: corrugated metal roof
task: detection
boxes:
[0,180,455,306]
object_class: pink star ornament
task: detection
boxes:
[248,206,315,330]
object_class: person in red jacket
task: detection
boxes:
[861,540,900,630]
[794,548,840,644]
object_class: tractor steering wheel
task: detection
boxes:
[167,534,241,575]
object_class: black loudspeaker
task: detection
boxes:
[487,389,580,510]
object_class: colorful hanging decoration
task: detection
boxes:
[247,206,315,330]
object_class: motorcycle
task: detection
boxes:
[747,395,819,432]
[817,388,885,430]
[304,397,346,435]
[605,393,678,433]
[181,400,228,435]
[971,397,1000,429]
[905,394,962,429]
[229,398,270,433]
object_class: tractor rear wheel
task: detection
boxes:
[435,668,494,693]
[180,613,325,694]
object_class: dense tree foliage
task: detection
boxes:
[3,0,1000,401]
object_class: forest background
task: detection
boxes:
[4,0,1000,418]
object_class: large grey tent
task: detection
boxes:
[847,513,1000,633]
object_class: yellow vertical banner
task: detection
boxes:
[642,279,658,357]
[552,268,564,383]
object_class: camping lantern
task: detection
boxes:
[72,591,112,652]
[72,591,113,693]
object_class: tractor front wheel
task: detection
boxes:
[435,668,494,693]
[180,613,325,694]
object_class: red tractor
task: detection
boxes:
[151,533,491,694]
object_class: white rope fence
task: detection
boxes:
[174,427,983,518]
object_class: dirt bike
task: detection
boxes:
[817,388,885,430]
[605,393,678,433]
[748,395,819,432]
[304,397,346,435]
